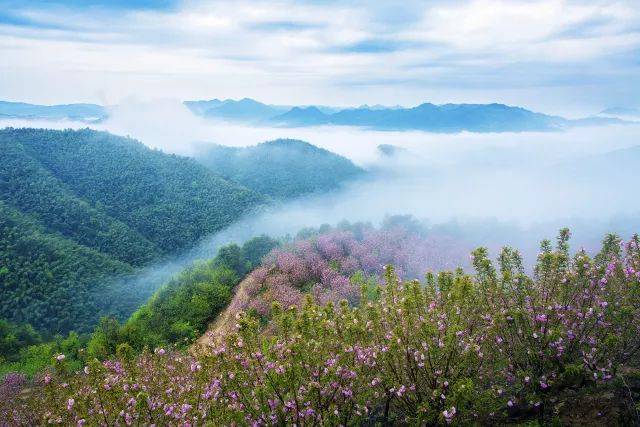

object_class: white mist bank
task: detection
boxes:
[3,100,639,297]
[119,192,640,302]
[2,101,640,225]
[3,99,639,224]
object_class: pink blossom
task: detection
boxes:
[443,406,456,424]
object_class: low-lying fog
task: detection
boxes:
[3,99,640,290]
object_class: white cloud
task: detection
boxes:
[0,0,638,112]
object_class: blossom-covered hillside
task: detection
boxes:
[3,229,639,425]
[200,219,471,343]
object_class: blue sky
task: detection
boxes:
[0,0,638,115]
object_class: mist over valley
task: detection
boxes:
[2,1,640,423]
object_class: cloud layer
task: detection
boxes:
[0,0,639,114]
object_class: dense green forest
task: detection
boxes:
[0,201,135,333]
[0,318,86,378]
[0,129,368,380]
[196,139,364,199]
[0,235,278,376]
[1,134,159,266]
[0,128,264,335]
[1,128,263,254]
[0,129,367,342]
[0,319,41,364]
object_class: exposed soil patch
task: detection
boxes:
[193,275,256,351]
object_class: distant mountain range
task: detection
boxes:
[184,98,633,132]
[183,98,341,121]
[184,98,289,122]
[0,98,634,133]
[0,101,107,122]
[598,107,640,118]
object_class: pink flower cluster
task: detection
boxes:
[472,233,640,413]
[243,224,469,317]
[2,231,638,425]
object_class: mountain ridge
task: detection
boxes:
[185,98,632,132]
[0,101,107,122]
[195,138,364,199]
[1,98,633,133]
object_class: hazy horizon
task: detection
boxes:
[1,0,640,117]
[3,98,639,225]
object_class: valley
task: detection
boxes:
[2,1,640,422]
[0,128,363,337]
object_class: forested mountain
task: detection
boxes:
[0,101,106,122]
[0,201,133,333]
[184,98,289,122]
[1,128,263,254]
[196,139,364,199]
[0,129,366,336]
[0,128,264,334]
[1,134,160,266]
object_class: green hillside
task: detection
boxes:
[196,139,364,199]
[0,128,264,334]
[4,128,263,253]
[0,201,133,333]
[87,235,279,356]
[0,133,159,266]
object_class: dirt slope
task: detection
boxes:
[193,274,256,351]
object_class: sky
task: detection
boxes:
[0,0,639,116]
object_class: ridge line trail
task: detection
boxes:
[194,274,256,351]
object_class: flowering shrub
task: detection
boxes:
[473,230,640,416]
[2,231,639,425]
[243,221,469,319]
[0,372,30,424]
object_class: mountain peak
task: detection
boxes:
[237,97,265,105]
[273,105,329,125]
